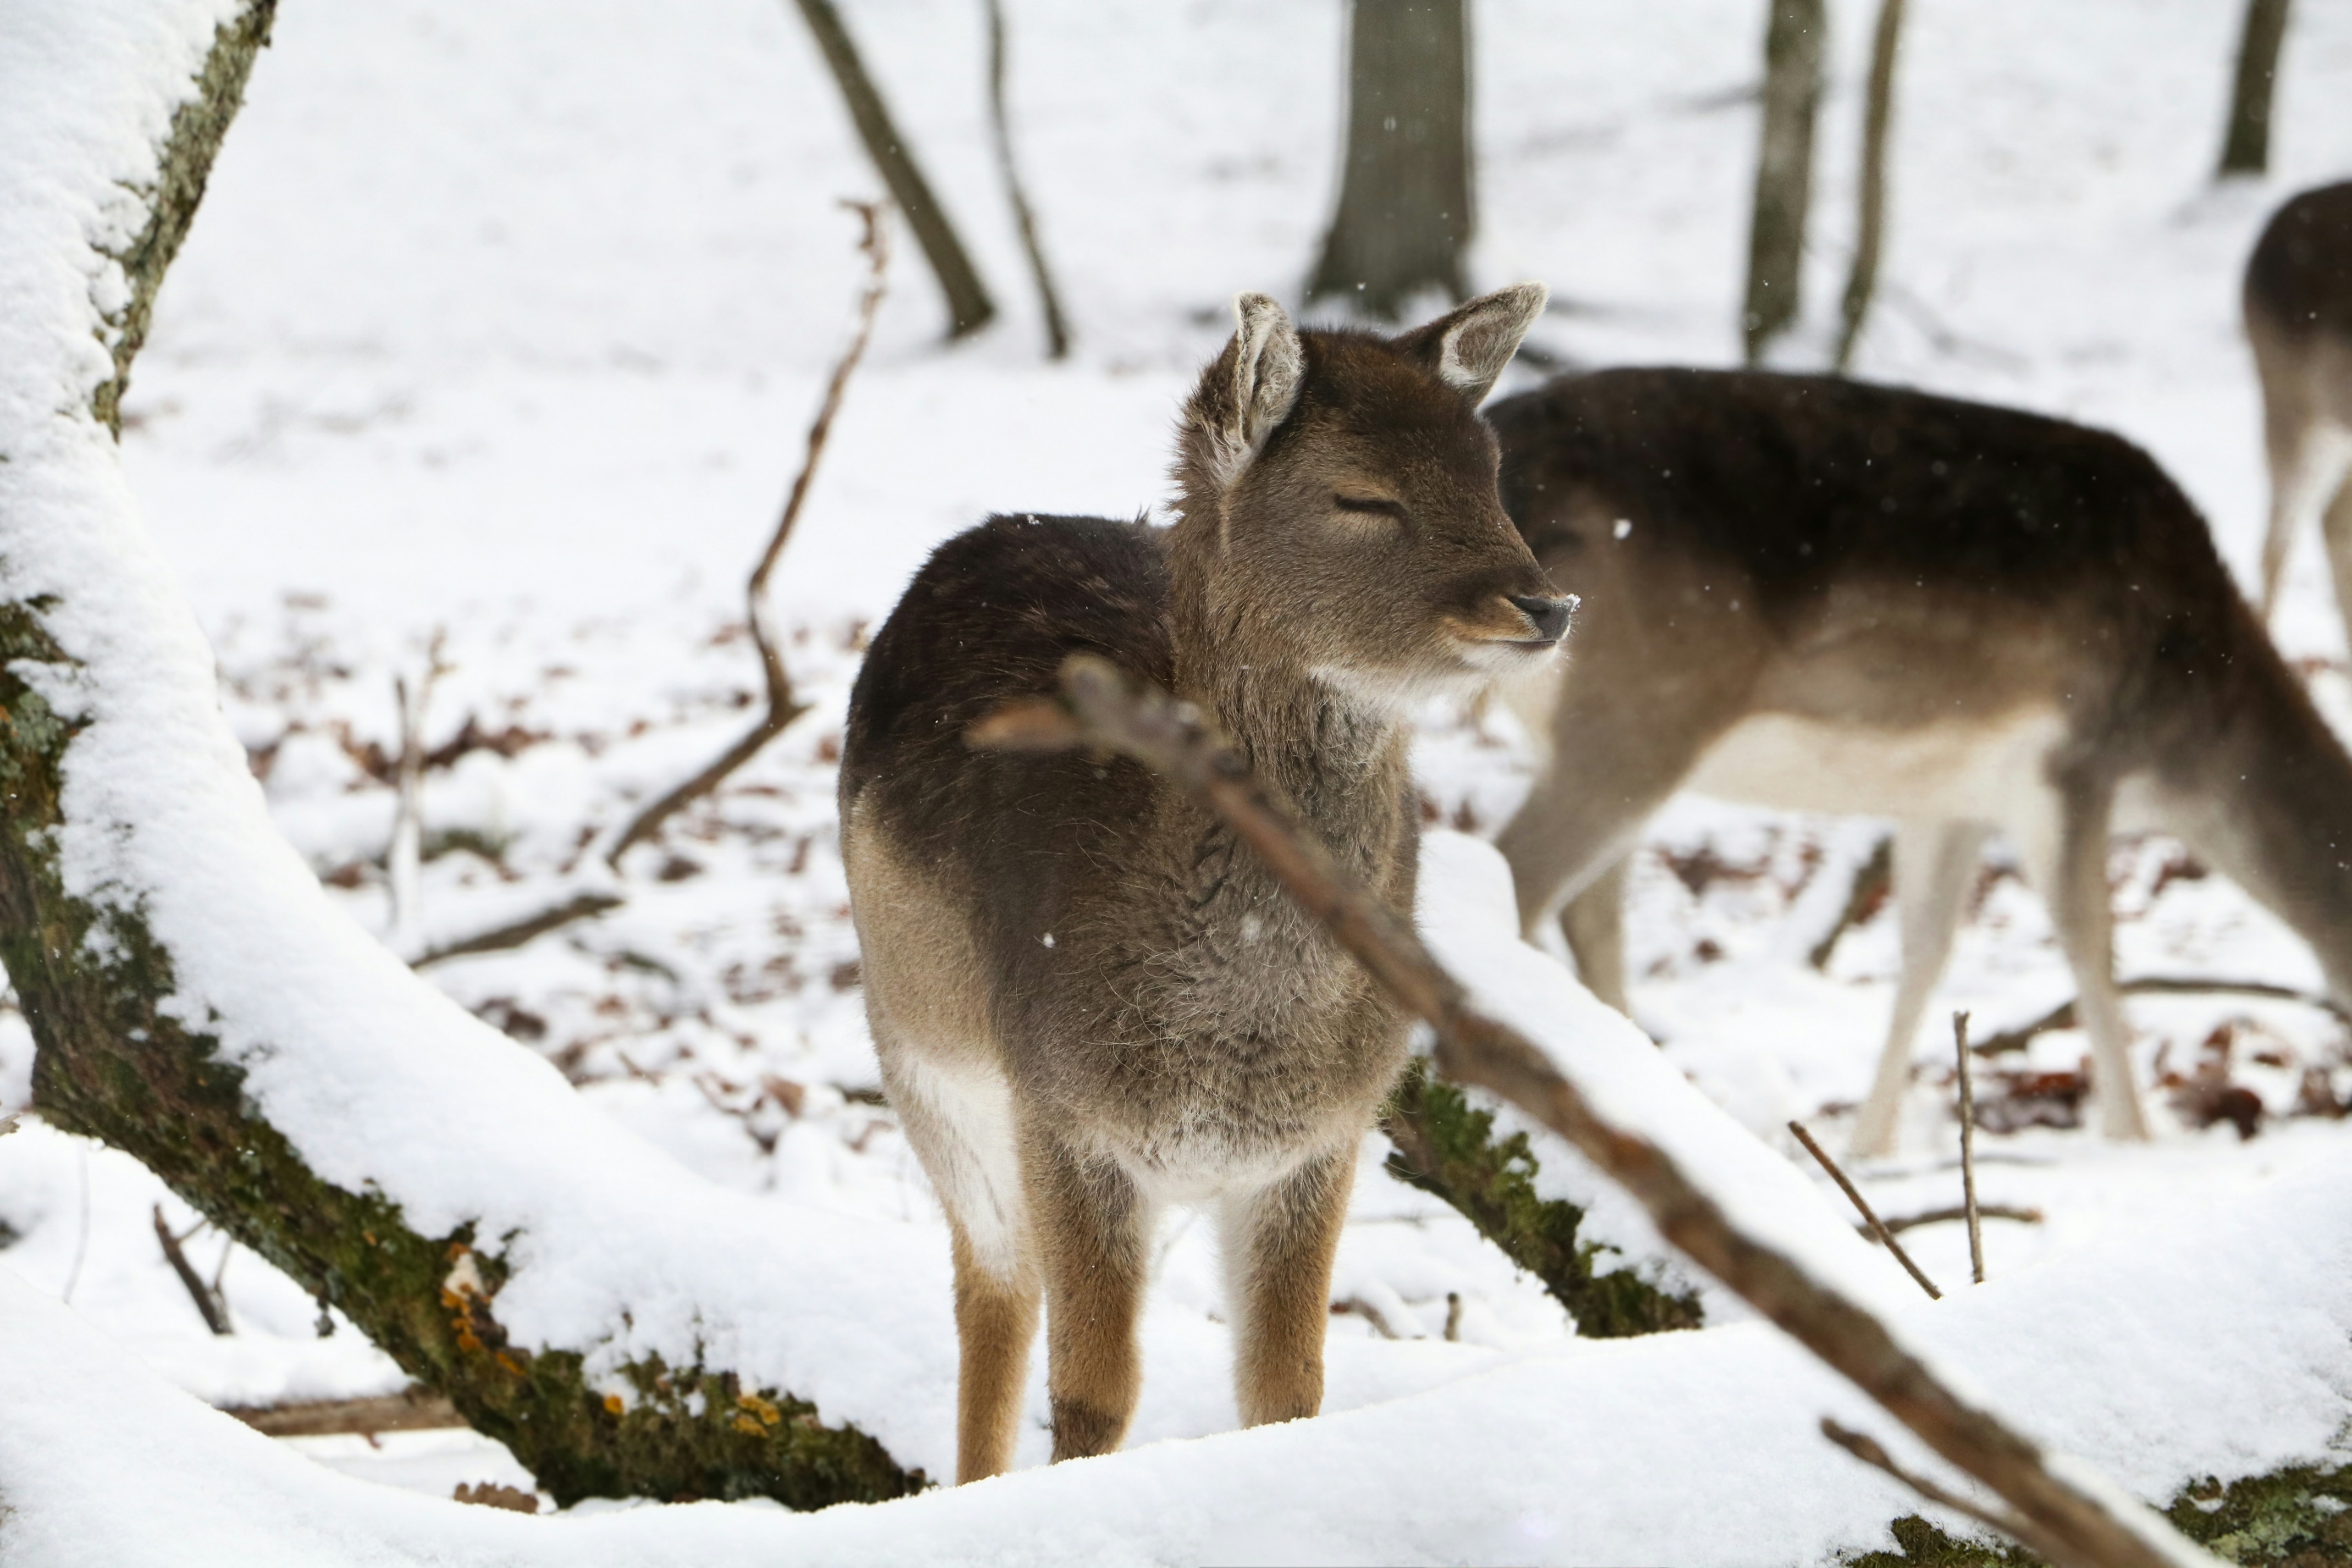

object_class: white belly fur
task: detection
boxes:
[1683,706,2069,825]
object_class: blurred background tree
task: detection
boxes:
[2218,0,2293,177]
[1742,0,1825,363]
[1307,0,1473,319]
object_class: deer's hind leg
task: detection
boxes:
[1221,1144,1355,1429]
[1849,819,1990,1159]
[1024,1124,1153,1462]
[881,1052,1041,1483]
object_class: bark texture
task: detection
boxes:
[2,2,922,1510]
[1306,0,1473,320]
[2217,0,2293,178]
[1743,0,1825,362]
[1382,1061,1703,1337]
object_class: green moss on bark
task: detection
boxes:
[0,605,922,1505]
[1845,1466,2352,1566]
[1381,1058,1703,1337]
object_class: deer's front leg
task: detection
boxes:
[1025,1127,1151,1462]
[1222,1145,1355,1429]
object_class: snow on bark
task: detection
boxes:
[0,0,923,1506]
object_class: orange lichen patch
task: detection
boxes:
[731,1413,766,1438]
[495,1350,525,1377]
[603,1393,626,1417]
[735,1391,783,1427]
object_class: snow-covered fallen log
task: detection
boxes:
[0,0,928,1506]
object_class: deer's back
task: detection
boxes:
[2246,180,2352,341]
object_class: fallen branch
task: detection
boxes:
[974,653,2211,1568]
[1808,833,1891,971]
[153,1203,232,1336]
[605,198,889,868]
[1974,977,2348,1057]
[224,1387,462,1438]
[422,202,892,963]
[1789,1120,1942,1301]
[1878,1205,2042,1237]
[1825,1416,2055,1561]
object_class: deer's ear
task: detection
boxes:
[1394,282,1549,406]
[1184,292,1305,493]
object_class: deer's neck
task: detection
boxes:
[1168,549,1409,849]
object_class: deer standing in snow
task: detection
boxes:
[2250,180,2352,627]
[841,286,1564,1482]
[1488,367,2352,1158]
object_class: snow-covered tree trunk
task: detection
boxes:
[0,0,923,1509]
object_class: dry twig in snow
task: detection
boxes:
[1789,1118,1942,1300]
[971,652,2214,1568]
[1955,1010,1986,1284]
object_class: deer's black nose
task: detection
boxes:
[1509,594,1574,645]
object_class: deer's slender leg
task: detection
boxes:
[2020,783,2151,1141]
[947,1221,1041,1482]
[1558,855,1631,1013]
[2317,439,2352,639]
[1849,819,1990,1158]
[2254,336,2316,620]
[1222,1145,1355,1429]
[1024,1127,1151,1462]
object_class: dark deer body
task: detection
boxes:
[842,288,1560,1481]
[2250,180,2352,624]
[1490,367,2352,1156]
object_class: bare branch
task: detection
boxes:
[1879,1204,2042,1236]
[1823,1416,2062,1563]
[975,653,2213,1568]
[411,890,624,969]
[1955,1011,1985,1285]
[153,1203,233,1336]
[1976,976,2347,1056]
[605,200,891,868]
[224,1388,461,1438]
[1789,1119,1942,1300]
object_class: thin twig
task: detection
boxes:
[1971,975,2347,1056]
[224,1388,461,1438]
[1878,1204,2042,1237]
[1823,1416,2064,1563]
[1332,1296,1408,1340]
[605,199,891,868]
[983,0,1070,359]
[1955,1010,1985,1285]
[411,890,623,969]
[58,1146,89,1305]
[971,654,2210,1568]
[1789,1119,1941,1300]
[388,627,451,956]
[153,1203,232,1335]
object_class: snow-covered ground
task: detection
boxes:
[7,0,2352,1551]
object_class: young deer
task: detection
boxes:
[1488,367,2352,1158]
[2250,180,2352,624]
[841,286,1564,1482]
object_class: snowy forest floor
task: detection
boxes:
[5,0,2352,1520]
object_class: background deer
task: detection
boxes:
[2251,180,2352,627]
[840,285,1564,1481]
[1488,367,2352,1157]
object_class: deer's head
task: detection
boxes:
[1172,285,1571,711]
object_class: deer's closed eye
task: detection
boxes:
[1333,492,1409,522]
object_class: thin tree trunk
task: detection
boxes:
[2217,0,2293,178]
[791,0,995,339]
[1743,0,1825,364]
[0,0,920,1510]
[983,0,1070,359]
[1306,0,1473,321]
[1834,0,1906,373]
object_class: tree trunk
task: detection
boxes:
[1834,0,1907,373]
[984,0,1071,360]
[2217,0,2293,178]
[1306,0,1473,321]
[1743,0,1825,364]
[0,0,921,1510]
[791,0,996,339]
